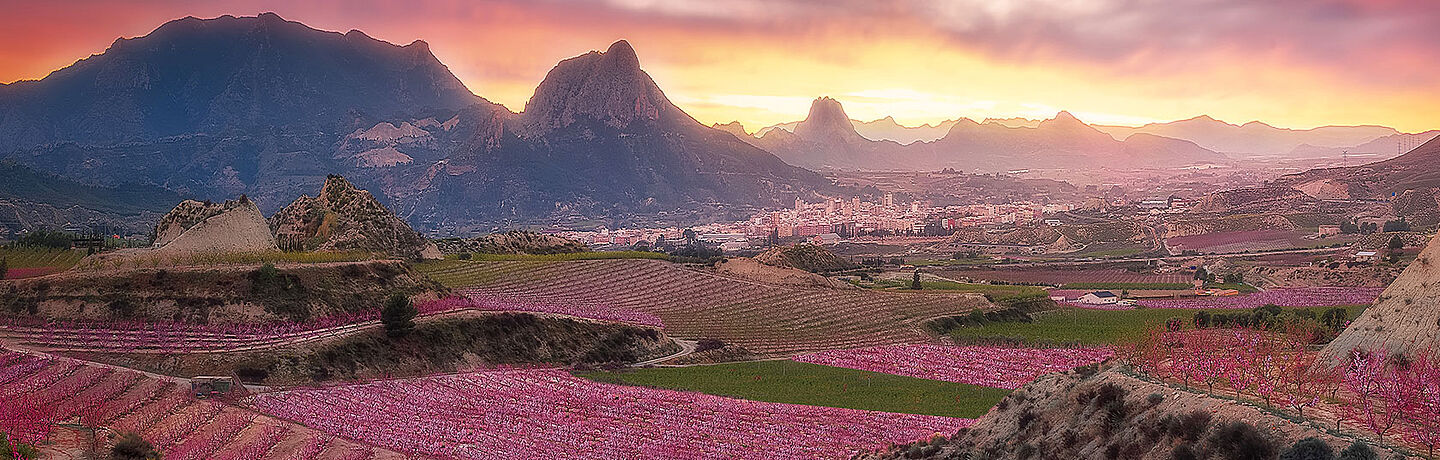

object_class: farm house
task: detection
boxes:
[1078,291,1119,305]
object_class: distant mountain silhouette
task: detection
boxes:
[1278,134,1440,202]
[756,98,1222,172]
[0,16,827,230]
[753,116,957,144]
[1094,115,1400,158]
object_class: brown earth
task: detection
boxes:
[712,257,856,290]
[153,197,278,254]
[860,366,1404,460]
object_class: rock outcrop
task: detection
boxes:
[153,197,278,254]
[269,175,434,259]
[434,231,587,255]
[1321,232,1440,362]
[753,244,855,272]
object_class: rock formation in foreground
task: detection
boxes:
[269,175,437,259]
[1321,232,1440,362]
[153,196,279,254]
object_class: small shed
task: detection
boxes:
[191,376,236,398]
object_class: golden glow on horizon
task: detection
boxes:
[0,2,1436,133]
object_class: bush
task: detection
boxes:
[1,433,39,459]
[1337,442,1376,460]
[381,293,418,338]
[0,257,6,280]
[1281,438,1334,460]
[1168,410,1212,442]
[1204,422,1276,460]
[110,432,160,460]
[694,338,727,353]
[1171,444,1199,460]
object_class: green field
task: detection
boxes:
[0,247,86,268]
[446,251,670,262]
[948,305,1369,346]
[579,360,1009,418]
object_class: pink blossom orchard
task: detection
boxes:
[793,344,1113,389]
[247,368,974,459]
[1124,327,1440,457]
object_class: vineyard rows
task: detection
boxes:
[939,268,1191,285]
[0,350,397,459]
[248,368,974,459]
[793,344,1113,389]
[419,259,991,356]
[0,248,85,279]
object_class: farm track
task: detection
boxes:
[420,259,991,357]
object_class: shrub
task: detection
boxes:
[1171,445,1199,460]
[110,432,160,460]
[1203,422,1276,460]
[1168,410,1212,442]
[0,257,7,280]
[694,338,727,353]
[1147,393,1165,405]
[1,432,38,459]
[1280,438,1334,460]
[382,293,418,338]
[1337,442,1376,460]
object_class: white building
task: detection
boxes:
[1079,291,1119,305]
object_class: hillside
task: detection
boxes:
[0,161,186,234]
[1321,233,1440,362]
[862,366,1401,460]
[434,230,587,255]
[1278,134,1440,201]
[1094,115,1400,158]
[754,244,856,272]
[269,175,435,259]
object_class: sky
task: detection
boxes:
[0,0,1437,132]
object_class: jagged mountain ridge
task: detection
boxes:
[0,15,828,231]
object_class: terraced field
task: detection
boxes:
[0,350,401,459]
[419,259,989,356]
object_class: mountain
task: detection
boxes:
[757,98,1224,172]
[153,196,278,254]
[0,15,828,231]
[0,13,482,209]
[395,40,829,229]
[753,97,910,170]
[1278,134,1440,200]
[1285,130,1440,161]
[0,161,186,234]
[1094,115,1401,158]
[753,117,957,144]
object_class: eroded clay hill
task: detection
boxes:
[270,175,436,259]
[1322,233,1440,362]
[862,367,1399,460]
[435,230,587,255]
[153,197,279,253]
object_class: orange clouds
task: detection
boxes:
[0,0,1436,132]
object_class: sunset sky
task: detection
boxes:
[2,0,1437,132]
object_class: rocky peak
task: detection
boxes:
[270,175,432,258]
[794,96,864,144]
[518,39,682,135]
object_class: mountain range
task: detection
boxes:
[744,97,1222,172]
[0,13,825,231]
[0,13,1433,232]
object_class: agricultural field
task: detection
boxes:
[446,250,670,262]
[581,360,1009,418]
[939,267,1191,286]
[0,247,85,279]
[945,305,1369,346]
[1165,229,1351,254]
[854,276,1047,298]
[417,259,990,356]
[0,350,398,459]
[1135,287,1383,309]
[792,344,1112,390]
[247,368,975,459]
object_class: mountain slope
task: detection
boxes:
[1321,232,1440,362]
[1095,116,1399,157]
[0,161,186,233]
[400,40,829,228]
[270,175,433,258]
[1278,134,1440,200]
[0,16,828,230]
